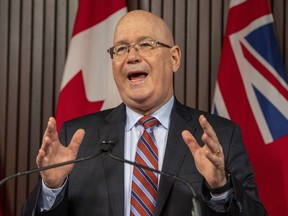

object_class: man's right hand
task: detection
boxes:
[36,117,85,188]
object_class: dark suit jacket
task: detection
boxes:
[21,99,267,216]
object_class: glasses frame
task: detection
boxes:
[107,40,172,60]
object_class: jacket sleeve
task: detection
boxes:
[21,180,69,216]
[21,124,70,216]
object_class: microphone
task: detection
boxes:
[101,135,202,216]
[0,135,109,187]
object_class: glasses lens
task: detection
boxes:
[115,45,128,55]
[111,45,127,60]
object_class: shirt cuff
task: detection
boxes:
[38,178,67,212]
[210,190,230,201]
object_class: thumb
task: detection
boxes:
[182,130,200,156]
[69,129,85,153]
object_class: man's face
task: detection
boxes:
[111,11,181,115]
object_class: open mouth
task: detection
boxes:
[127,71,148,81]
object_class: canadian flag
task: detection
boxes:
[212,0,288,215]
[55,0,126,131]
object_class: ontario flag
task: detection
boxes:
[212,0,288,215]
[55,0,127,131]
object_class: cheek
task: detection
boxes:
[112,61,121,72]
[154,58,173,80]
[157,65,174,89]
[112,62,124,79]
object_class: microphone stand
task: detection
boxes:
[104,150,202,216]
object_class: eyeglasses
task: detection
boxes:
[107,39,172,61]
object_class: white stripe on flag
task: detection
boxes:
[212,82,231,119]
[230,0,247,9]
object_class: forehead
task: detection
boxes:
[113,12,165,44]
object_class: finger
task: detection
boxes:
[199,115,221,154]
[181,130,200,156]
[46,117,59,142]
[68,129,85,154]
[38,117,59,167]
[205,149,222,165]
[199,115,217,138]
[36,148,47,167]
[43,117,55,137]
[41,117,58,148]
[202,132,222,155]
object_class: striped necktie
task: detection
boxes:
[130,116,159,216]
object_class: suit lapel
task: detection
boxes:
[155,100,198,216]
[100,104,126,216]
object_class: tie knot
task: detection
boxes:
[139,116,159,129]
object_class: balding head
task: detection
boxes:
[113,10,174,46]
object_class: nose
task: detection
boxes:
[126,46,141,63]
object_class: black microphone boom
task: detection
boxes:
[0,151,103,187]
[0,135,111,187]
[101,136,202,216]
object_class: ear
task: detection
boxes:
[170,45,181,72]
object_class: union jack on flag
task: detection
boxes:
[212,0,288,215]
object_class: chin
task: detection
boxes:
[125,94,150,106]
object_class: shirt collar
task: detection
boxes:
[125,96,174,131]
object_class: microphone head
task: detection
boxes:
[100,134,118,152]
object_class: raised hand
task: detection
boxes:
[182,115,227,189]
[36,117,85,188]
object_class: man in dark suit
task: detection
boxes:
[22,10,267,215]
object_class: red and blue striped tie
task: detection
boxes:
[130,116,159,216]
